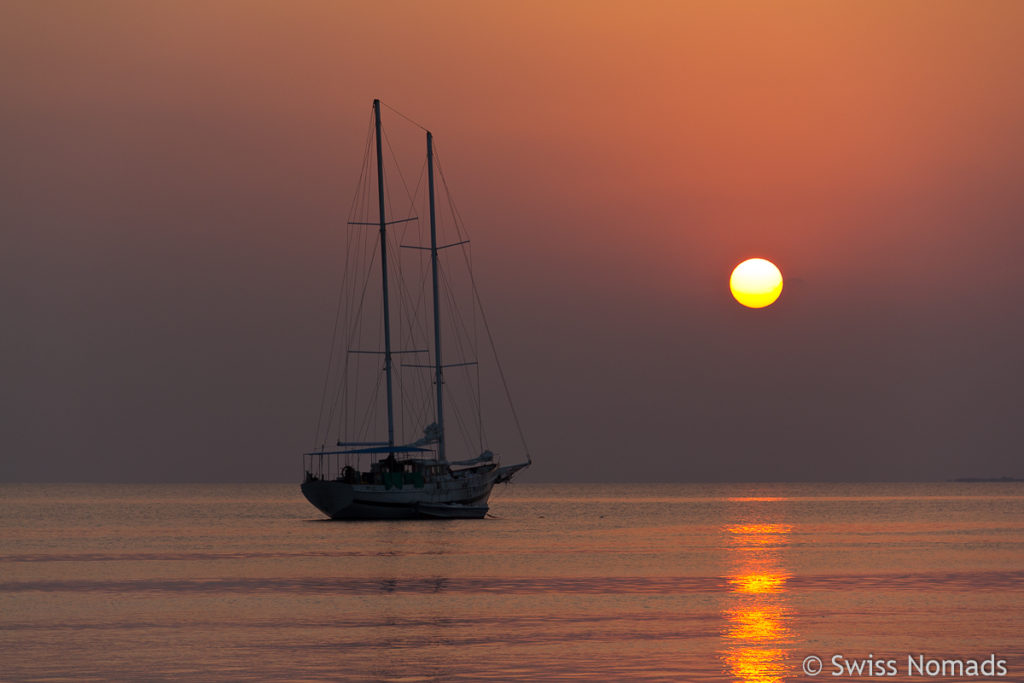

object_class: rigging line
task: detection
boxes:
[320,117,367,445]
[339,177,372,442]
[469,257,531,459]
[393,157,427,238]
[391,227,426,344]
[347,110,377,223]
[444,367,475,456]
[345,227,380,346]
[317,111,376,447]
[441,261,478,374]
[388,230,431,443]
[432,147,488,452]
[397,255,431,366]
[327,235,379,444]
[394,245,430,443]
[343,167,380,441]
[436,147,481,372]
[383,169,397,241]
[356,365,386,443]
[397,162,428,377]
[313,240,350,447]
[402,326,433,436]
[433,145,469,245]
[388,234,425,438]
[382,128,417,222]
[437,148,530,460]
[380,101,429,132]
[339,126,379,441]
[439,264,480,412]
[437,270,467,377]
[438,268,483,453]
[352,248,386,445]
[409,158,427,214]
[436,151,479,317]
[377,126,426,443]
[390,207,434,433]
[339,224,366,440]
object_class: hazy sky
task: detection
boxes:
[3,1,1023,482]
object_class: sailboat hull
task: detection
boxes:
[301,467,500,520]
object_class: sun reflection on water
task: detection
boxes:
[725,606,791,642]
[723,648,790,683]
[721,516,796,682]
[726,524,793,542]
[729,572,790,594]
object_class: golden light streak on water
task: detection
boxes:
[725,524,793,543]
[729,572,790,594]
[721,515,796,682]
[724,606,792,642]
[722,648,789,683]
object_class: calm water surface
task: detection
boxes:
[1,483,1022,681]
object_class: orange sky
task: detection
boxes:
[3,1,1023,481]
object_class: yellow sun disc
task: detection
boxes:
[730,258,783,308]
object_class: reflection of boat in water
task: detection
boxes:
[721,522,795,683]
[300,100,530,520]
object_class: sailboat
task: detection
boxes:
[300,100,531,519]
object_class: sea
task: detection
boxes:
[1,482,1022,682]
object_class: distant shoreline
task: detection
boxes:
[949,476,1024,483]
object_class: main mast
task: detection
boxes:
[373,99,397,451]
[427,131,446,462]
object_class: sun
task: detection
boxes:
[730,258,783,308]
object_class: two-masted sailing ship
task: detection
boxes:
[300,100,530,519]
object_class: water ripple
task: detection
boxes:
[1,570,1021,595]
